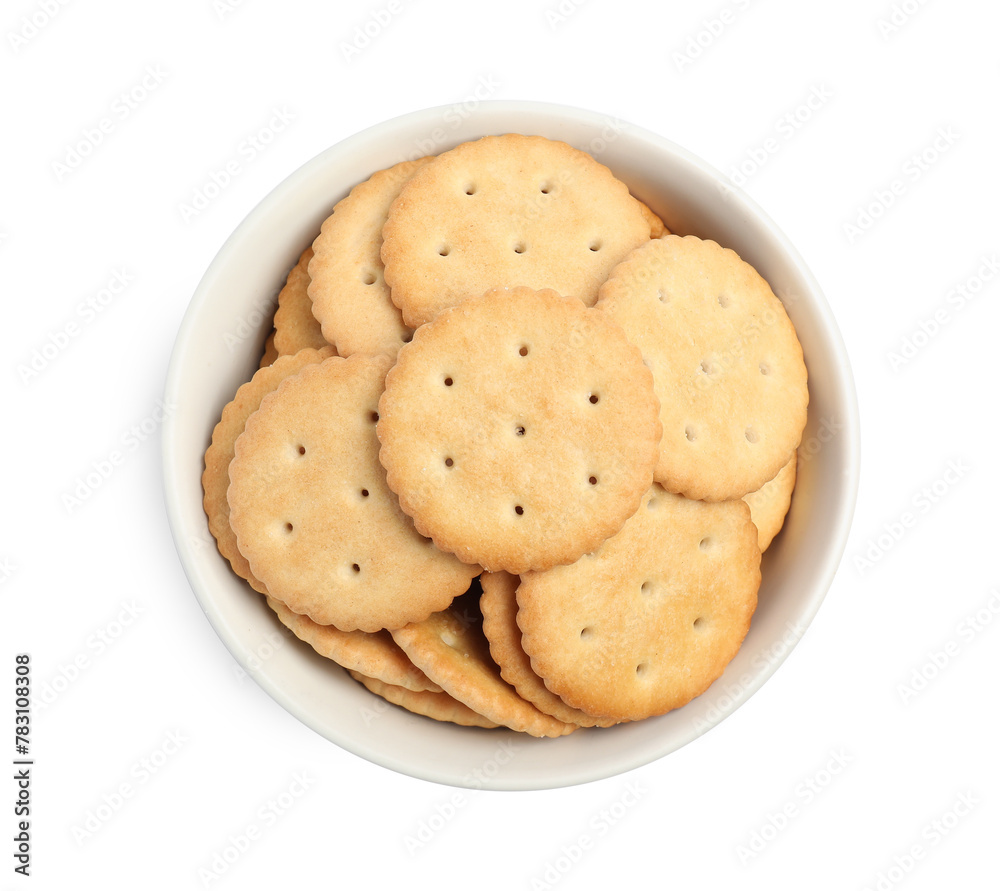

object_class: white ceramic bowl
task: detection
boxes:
[163,101,859,790]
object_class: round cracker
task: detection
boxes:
[227,354,480,631]
[267,597,441,693]
[480,571,616,728]
[744,453,797,552]
[517,486,761,723]
[273,246,331,355]
[259,328,278,368]
[381,133,651,328]
[596,234,809,501]
[308,158,432,357]
[377,286,661,574]
[636,199,668,238]
[348,671,499,729]
[391,591,575,738]
[202,347,335,593]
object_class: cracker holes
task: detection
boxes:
[640,580,652,594]
[693,617,706,630]
[589,239,602,252]
[539,181,553,194]
[745,427,759,444]
[360,488,370,498]
[361,271,377,286]
[657,289,669,303]
[759,362,771,376]
[588,392,600,405]
[284,522,294,533]
[513,241,527,254]
[718,295,730,308]
[515,425,526,437]
[296,444,306,456]
[685,425,697,442]
[351,563,361,574]
[437,245,451,257]
[699,359,715,375]
[699,536,712,551]
[464,184,477,196]
[401,332,413,344]
[443,376,454,387]
[647,496,658,509]
[518,344,530,357]
[635,662,649,677]
[588,475,598,486]
[514,505,524,516]
[579,626,594,640]
[444,457,454,468]
[370,411,379,423]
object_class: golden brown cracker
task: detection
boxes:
[349,671,499,729]
[517,486,761,723]
[744,453,797,552]
[227,354,480,631]
[596,234,808,501]
[267,596,440,693]
[391,590,576,738]
[480,571,616,727]
[202,347,335,593]
[308,158,432,357]
[259,329,278,368]
[273,246,330,355]
[381,134,651,327]
[637,199,667,238]
[377,286,661,574]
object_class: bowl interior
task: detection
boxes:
[163,101,859,790]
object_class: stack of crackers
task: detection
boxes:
[202,134,808,736]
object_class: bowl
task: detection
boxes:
[162,101,860,790]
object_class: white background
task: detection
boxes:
[3,0,998,888]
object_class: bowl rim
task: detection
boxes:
[162,99,861,790]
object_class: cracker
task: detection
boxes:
[348,670,499,729]
[744,453,797,552]
[391,589,576,738]
[308,158,432,357]
[259,328,278,368]
[480,571,616,727]
[381,134,652,327]
[377,285,661,573]
[267,596,441,693]
[273,246,330,355]
[517,486,760,723]
[227,354,480,631]
[596,234,808,501]
[636,199,667,238]
[202,347,335,593]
